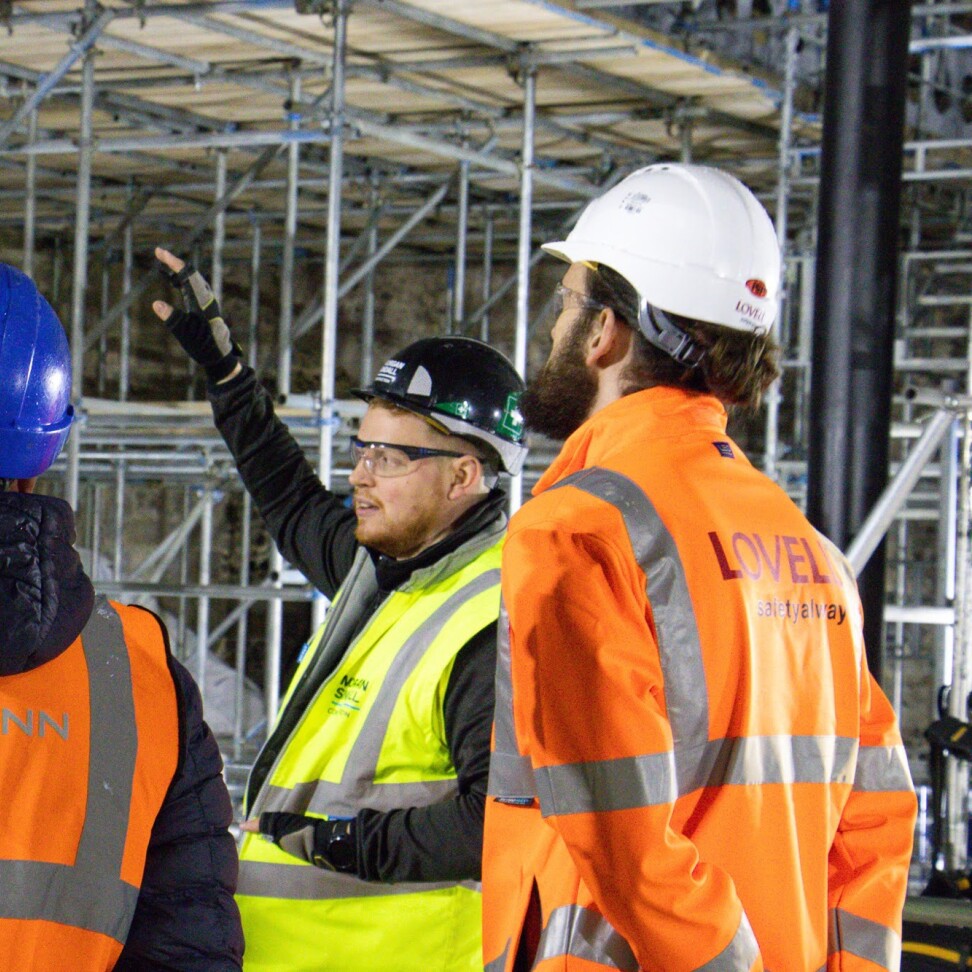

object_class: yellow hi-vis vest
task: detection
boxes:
[236,537,502,972]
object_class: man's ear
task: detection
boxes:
[14,478,37,495]
[584,307,631,368]
[447,455,484,500]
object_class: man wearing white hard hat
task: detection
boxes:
[482,163,916,971]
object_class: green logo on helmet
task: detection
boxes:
[497,393,524,441]
[437,400,473,421]
[437,393,523,443]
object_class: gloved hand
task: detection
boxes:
[153,246,242,382]
[251,812,358,873]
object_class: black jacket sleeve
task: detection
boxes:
[208,365,357,598]
[114,656,244,971]
[354,621,496,883]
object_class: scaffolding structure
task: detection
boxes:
[2,1,972,838]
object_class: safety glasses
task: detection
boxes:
[350,437,469,478]
[554,282,606,314]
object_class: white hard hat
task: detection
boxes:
[542,163,781,337]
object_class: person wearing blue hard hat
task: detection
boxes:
[0,262,244,971]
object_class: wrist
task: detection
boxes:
[204,355,242,384]
[214,360,244,384]
[313,817,358,874]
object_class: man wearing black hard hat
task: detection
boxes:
[153,247,526,972]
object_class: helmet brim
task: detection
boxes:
[0,408,73,479]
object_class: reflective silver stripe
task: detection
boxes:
[534,906,638,971]
[487,749,536,800]
[260,777,460,814]
[488,597,538,800]
[695,909,760,970]
[0,597,141,941]
[0,861,139,938]
[254,568,499,820]
[553,469,711,798]
[535,751,675,816]
[237,859,479,900]
[706,734,857,788]
[829,908,900,971]
[484,941,510,972]
[854,744,914,794]
[534,735,858,817]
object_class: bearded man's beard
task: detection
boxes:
[520,313,598,440]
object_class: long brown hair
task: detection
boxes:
[586,265,781,410]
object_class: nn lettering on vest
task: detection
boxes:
[1,707,70,739]
[707,530,834,585]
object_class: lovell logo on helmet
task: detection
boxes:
[735,299,767,331]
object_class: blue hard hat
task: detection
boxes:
[0,263,74,479]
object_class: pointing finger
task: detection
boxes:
[152,300,174,322]
[154,246,185,274]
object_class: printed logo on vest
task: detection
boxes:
[712,441,735,459]
[327,675,370,718]
[1,708,70,739]
[708,530,836,586]
[706,531,849,626]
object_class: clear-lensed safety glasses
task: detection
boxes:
[350,437,469,478]
[554,282,606,314]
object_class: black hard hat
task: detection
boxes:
[353,336,527,475]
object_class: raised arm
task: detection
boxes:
[152,246,358,597]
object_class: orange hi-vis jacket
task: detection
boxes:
[484,388,917,972]
[0,597,179,971]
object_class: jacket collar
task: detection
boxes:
[533,387,729,496]
[0,492,95,674]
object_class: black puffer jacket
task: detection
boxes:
[0,491,244,970]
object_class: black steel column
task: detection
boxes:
[806,0,912,681]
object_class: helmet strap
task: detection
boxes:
[637,300,705,368]
[419,412,453,436]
